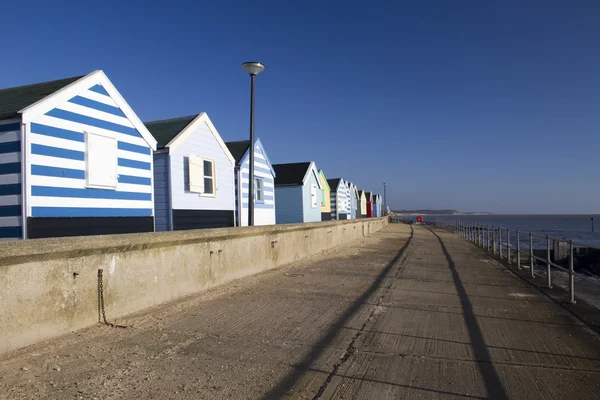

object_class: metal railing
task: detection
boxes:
[391,217,600,304]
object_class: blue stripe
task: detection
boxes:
[0,163,20,175]
[118,158,151,170]
[241,167,273,177]
[249,165,273,175]
[45,109,140,138]
[0,123,19,133]
[31,207,152,217]
[31,123,84,142]
[0,141,19,154]
[241,183,274,192]
[118,141,150,155]
[242,194,274,201]
[241,202,274,209]
[31,165,85,179]
[88,84,110,96]
[0,184,21,196]
[68,95,126,118]
[118,175,151,185]
[0,205,21,217]
[0,226,22,238]
[32,144,84,161]
[31,186,151,201]
[241,174,273,183]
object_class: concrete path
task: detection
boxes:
[1,224,599,399]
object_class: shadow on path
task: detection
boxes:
[263,228,414,399]
[429,228,508,400]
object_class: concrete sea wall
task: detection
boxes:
[0,217,388,355]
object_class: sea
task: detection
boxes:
[407,214,600,249]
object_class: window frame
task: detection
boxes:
[254,177,264,203]
[201,158,216,197]
[85,131,118,190]
[188,156,216,197]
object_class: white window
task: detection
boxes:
[255,178,264,202]
[311,184,317,208]
[86,132,117,189]
[203,159,215,195]
[188,156,216,196]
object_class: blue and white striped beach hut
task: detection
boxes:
[327,178,349,220]
[0,71,157,239]
[226,138,276,226]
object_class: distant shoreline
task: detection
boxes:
[392,211,492,216]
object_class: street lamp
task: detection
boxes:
[242,61,265,226]
[383,182,387,215]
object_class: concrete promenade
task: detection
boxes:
[1,224,599,399]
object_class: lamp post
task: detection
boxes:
[242,61,265,226]
[383,182,387,215]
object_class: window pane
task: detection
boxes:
[203,160,213,177]
[204,178,214,194]
[255,178,263,201]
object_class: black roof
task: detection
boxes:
[273,162,311,186]
[327,178,341,190]
[358,190,364,197]
[365,191,373,201]
[144,115,198,149]
[225,140,250,165]
[0,75,83,121]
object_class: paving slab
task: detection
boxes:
[0,224,599,400]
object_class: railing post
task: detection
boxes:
[479,224,482,247]
[546,235,552,288]
[569,240,575,304]
[507,228,511,264]
[516,230,521,270]
[529,232,535,278]
[499,228,503,259]
[487,225,491,251]
[492,227,496,255]
[469,222,472,242]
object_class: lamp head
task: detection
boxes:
[242,62,265,76]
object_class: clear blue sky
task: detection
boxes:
[2,1,599,214]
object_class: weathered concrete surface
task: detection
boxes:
[1,224,599,399]
[0,217,387,355]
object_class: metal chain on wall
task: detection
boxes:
[97,269,127,329]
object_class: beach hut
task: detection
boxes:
[347,182,359,219]
[273,161,322,224]
[0,71,157,239]
[145,113,235,231]
[318,169,331,221]
[358,190,367,218]
[327,178,349,220]
[373,194,381,217]
[225,138,276,226]
[365,192,374,217]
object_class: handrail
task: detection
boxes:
[390,217,600,304]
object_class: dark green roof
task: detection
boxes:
[225,140,250,165]
[0,75,84,121]
[144,115,199,149]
